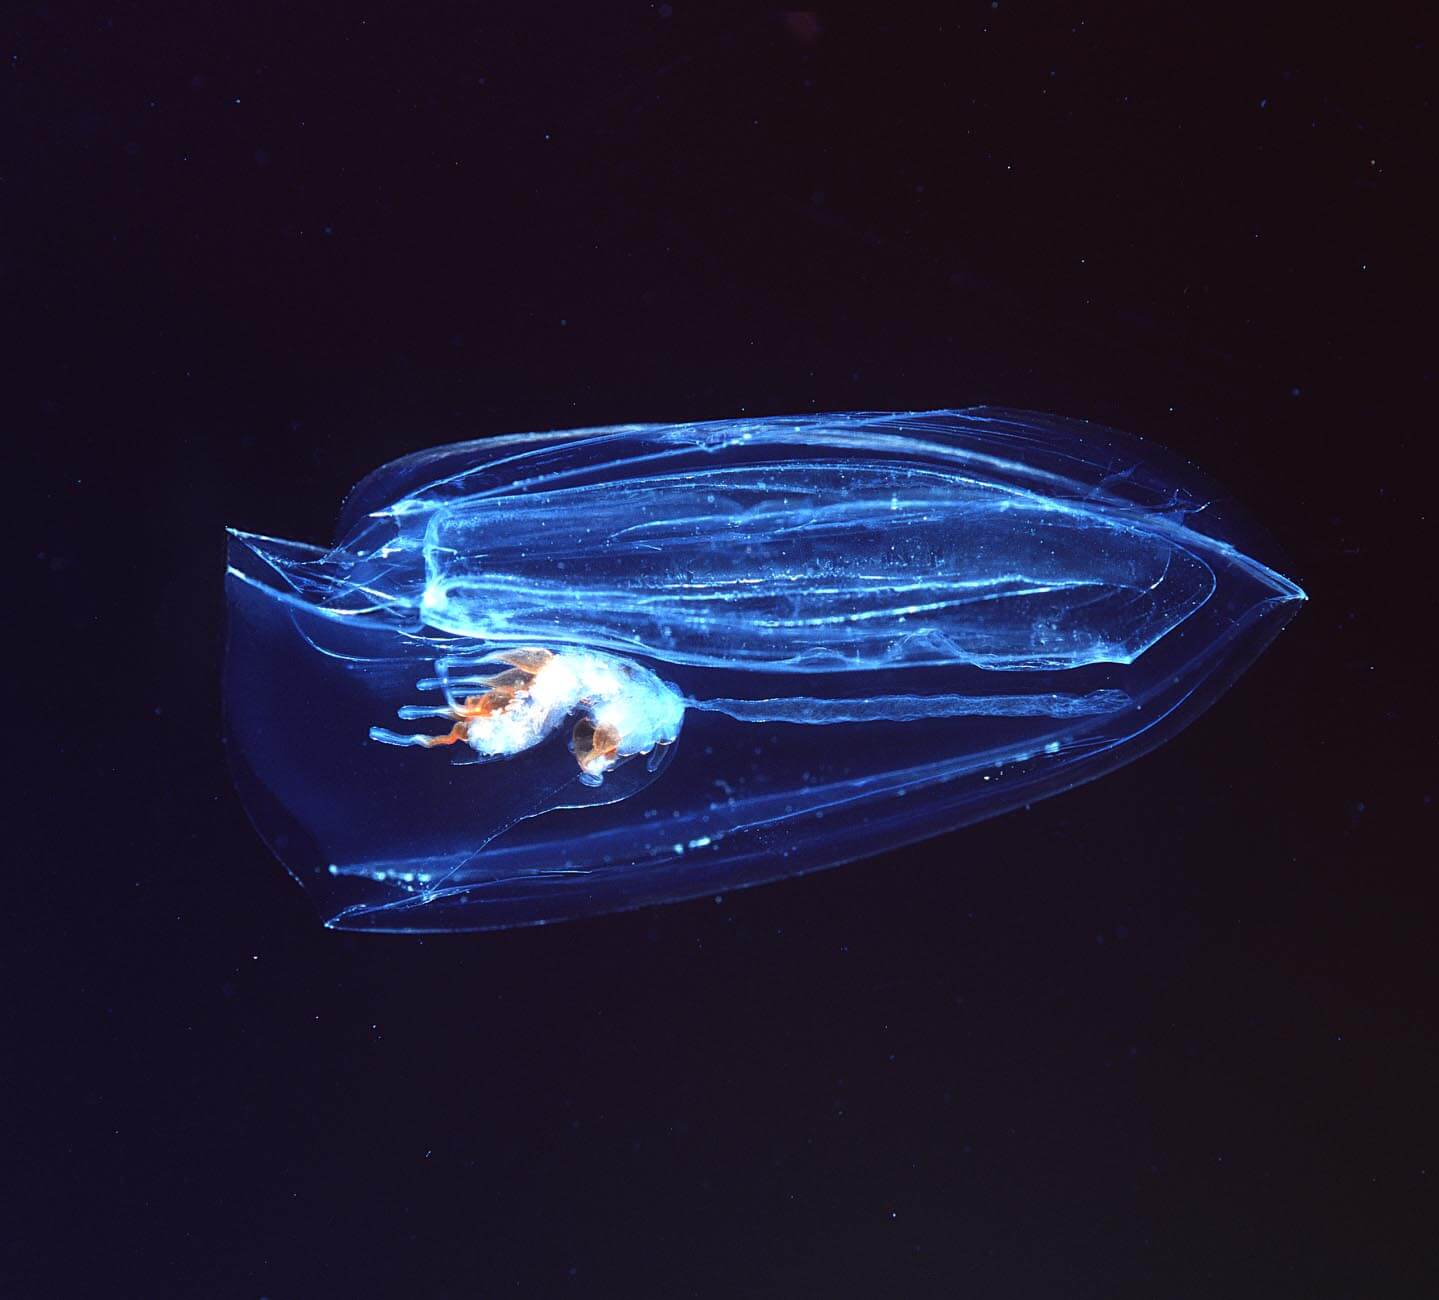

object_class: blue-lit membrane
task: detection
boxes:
[224,408,1305,932]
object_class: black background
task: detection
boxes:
[12,5,1436,1297]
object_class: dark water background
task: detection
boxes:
[12,7,1435,1296]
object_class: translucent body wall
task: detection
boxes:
[224,408,1305,931]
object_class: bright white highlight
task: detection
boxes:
[369,647,684,785]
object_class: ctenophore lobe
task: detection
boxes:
[224,408,1305,932]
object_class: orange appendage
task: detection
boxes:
[417,720,472,748]
[413,649,555,744]
[414,694,504,745]
[491,648,554,673]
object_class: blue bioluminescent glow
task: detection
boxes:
[224,408,1305,932]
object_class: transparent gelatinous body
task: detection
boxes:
[224,408,1305,932]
